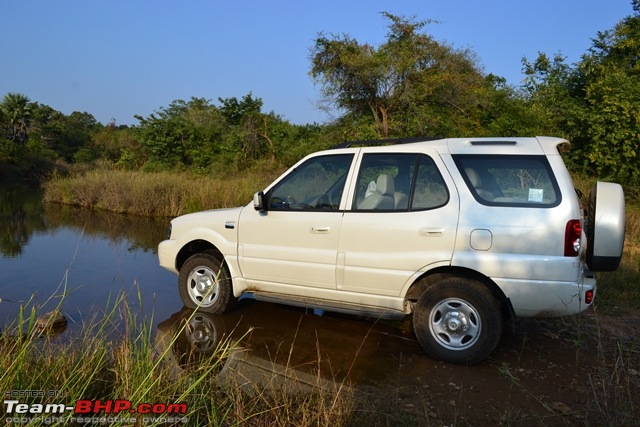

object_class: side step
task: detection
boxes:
[249,291,406,320]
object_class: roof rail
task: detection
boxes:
[331,136,440,149]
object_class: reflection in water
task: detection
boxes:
[0,184,179,332]
[0,184,168,257]
[155,300,423,391]
[0,186,46,257]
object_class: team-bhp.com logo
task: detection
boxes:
[3,397,188,425]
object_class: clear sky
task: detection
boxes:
[0,1,634,126]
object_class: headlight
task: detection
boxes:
[166,223,173,240]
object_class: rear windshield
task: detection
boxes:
[453,155,561,207]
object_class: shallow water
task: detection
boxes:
[0,185,179,330]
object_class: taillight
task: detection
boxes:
[564,219,582,256]
[585,289,594,304]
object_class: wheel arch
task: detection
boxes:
[176,239,224,272]
[405,266,515,327]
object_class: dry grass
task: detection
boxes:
[0,289,356,426]
[43,166,284,217]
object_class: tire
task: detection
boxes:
[586,182,626,272]
[178,253,237,314]
[413,278,503,365]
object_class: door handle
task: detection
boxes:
[420,227,444,236]
[311,226,331,234]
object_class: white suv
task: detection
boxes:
[158,137,625,364]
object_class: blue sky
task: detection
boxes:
[0,1,634,126]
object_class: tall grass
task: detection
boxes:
[43,166,284,217]
[0,289,355,426]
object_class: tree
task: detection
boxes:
[522,2,640,185]
[576,2,640,184]
[310,13,488,138]
[135,97,226,171]
[1,93,33,145]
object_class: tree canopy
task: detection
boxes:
[310,13,495,138]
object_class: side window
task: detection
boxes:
[269,154,353,211]
[412,155,449,210]
[453,155,561,207]
[352,153,448,211]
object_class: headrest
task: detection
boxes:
[376,174,395,196]
[465,168,482,188]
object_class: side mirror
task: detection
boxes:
[253,191,267,211]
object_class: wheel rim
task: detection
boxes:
[429,298,481,351]
[186,266,220,307]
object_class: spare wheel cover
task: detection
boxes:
[586,181,625,271]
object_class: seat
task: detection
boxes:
[394,192,408,209]
[358,174,396,210]
[465,168,494,201]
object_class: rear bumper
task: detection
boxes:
[495,270,596,318]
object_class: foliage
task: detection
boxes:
[133,94,328,174]
[522,3,640,186]
[310,13,496,138]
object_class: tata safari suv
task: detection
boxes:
[158,137,625,364]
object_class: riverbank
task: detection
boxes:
[42,166,284,217]
[0,293,356,426]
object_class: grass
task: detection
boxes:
[0,288,357,426]
[42,165,284,217]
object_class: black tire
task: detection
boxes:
[413,278,502,365]
[178,253,237,314]
[586,182,625,272]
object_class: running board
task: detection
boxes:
[250,291,406,320]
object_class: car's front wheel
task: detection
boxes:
[413,278,503,365]
[178,253,237,313]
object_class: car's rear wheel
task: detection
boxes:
[586,182,626,272]
[413,278,503,365]
[178,253,237,313]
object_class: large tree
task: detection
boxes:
[310,13,489,138]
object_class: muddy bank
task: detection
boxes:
[156,300,640,426]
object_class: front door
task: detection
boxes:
[238,153,355,289]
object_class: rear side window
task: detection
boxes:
[453,155,561,207]
[352,153,449,211]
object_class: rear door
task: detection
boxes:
[337,150,459,296]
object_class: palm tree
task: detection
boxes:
[1,92,33,144]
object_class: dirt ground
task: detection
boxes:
[158,300,640,426]
[353,309,640,426]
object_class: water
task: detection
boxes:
[0,184,179,330]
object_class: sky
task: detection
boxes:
[0,1,635,126]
